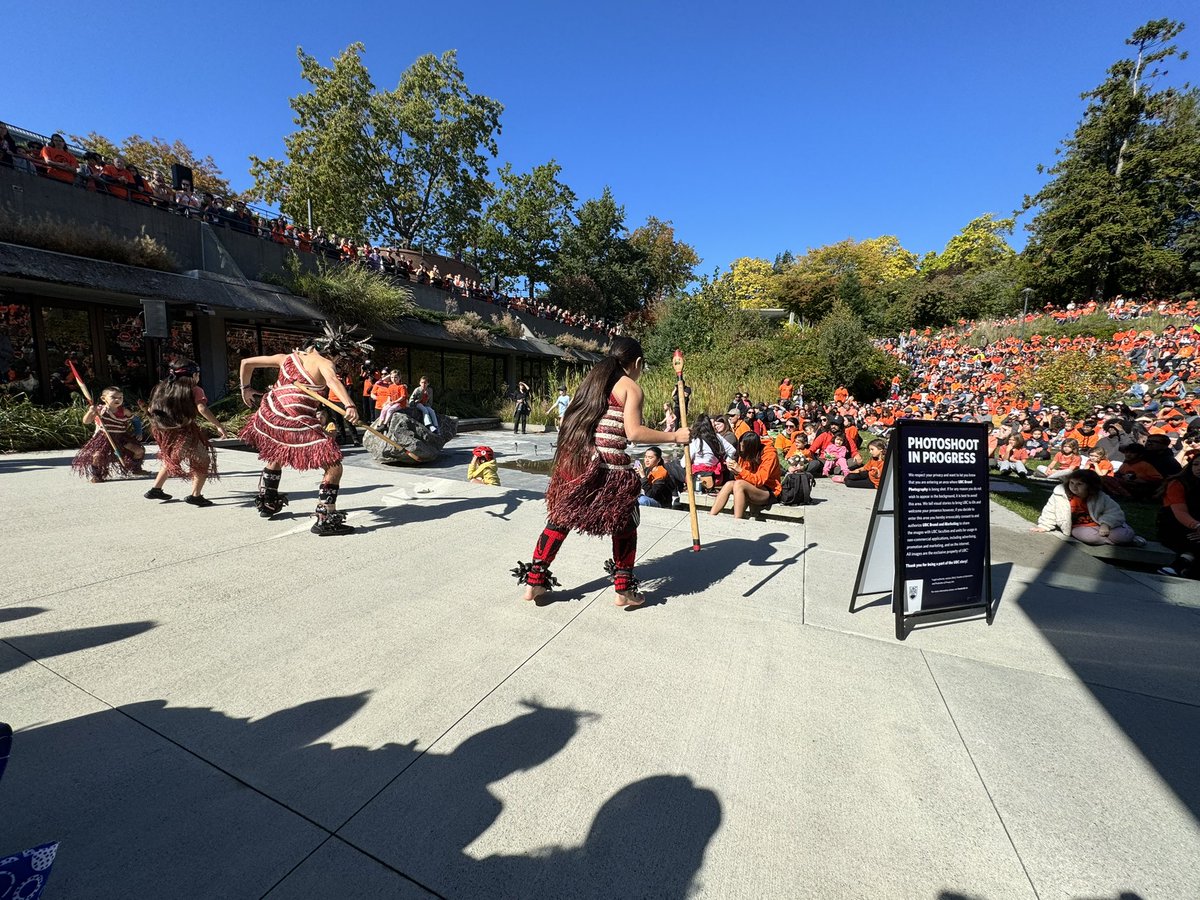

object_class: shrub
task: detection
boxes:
[444,312,493,345]
[552,333,603,353]
[0,209,179,272]
[0,395,90,451]
[1018,350,1128,417]
[286,256,415,325]
[492,312,525,338]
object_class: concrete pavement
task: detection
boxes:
[0,434,1197,899]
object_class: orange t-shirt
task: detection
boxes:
[41,146,78,182]
[737,451,782,497]
[1069,494,1096,528]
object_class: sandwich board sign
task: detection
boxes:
[850,419,994,640]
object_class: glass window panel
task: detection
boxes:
[372,344,409,390]
[260,327,312,358]
[224,323,259,392]
[42,306,94,405]
[444,352,470,392]
[0,301,38,398]
[411,349,441,394]
[164,318,194,364]
[102,307,150,400]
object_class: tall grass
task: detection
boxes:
[288,257,415,325]
[0,395,90,452]
[963,310,1190,347]
[0,209,179,272]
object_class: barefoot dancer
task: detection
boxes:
[71,386,149,481]
[513,337,690,607]
[238,324,370,536]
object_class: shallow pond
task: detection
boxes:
[497,457,555,475]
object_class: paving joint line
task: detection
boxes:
[921,650,1042,900]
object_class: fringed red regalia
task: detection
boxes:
[70,409,139,479]
[239,352,343,470]
[545,393,641,536]
[152,422,219,479]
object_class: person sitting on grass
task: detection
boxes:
[1080,446,1114,477]
[996,434,1031,478]
[1036,437,1082,480]
[708,431,782,519]
[1106,443,1163,500]
[1030,469,1145,547]
[841,439,886,489]
[1157,449,1200,579]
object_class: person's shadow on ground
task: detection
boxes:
[0,693,721,899]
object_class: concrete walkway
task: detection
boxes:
[1,437,1197,899]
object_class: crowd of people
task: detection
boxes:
[1,120,620,338]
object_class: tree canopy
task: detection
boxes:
[1022,18,1200,301]
[249,45,503,251]
[73,132,234,197]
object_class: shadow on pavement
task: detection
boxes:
[1014,541,1200,824]
[0,695,721,899]
[1,620,158,676]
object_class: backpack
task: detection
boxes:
[779,470,814,506]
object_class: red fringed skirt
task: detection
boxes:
[70,431,137,479]
[545,454,641,536]
[239,385,342,471]
[152,423,218,480]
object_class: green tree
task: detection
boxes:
[548,187,644,318]
[72,132,234,197]
[629,217,700,305]
[729,257,777,309]
[1019,350,1127,416]
[1022,19,1200,301]
[249,45,503,251]
[817,300,872,389]
[774,236,918,323]
[923,213,1017,275]
[476,160,576,298]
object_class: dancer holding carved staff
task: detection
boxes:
[673,350,702,551]
[513,337,690,607]
[238,324,371,535]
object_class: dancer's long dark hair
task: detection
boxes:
[555,336,643,475]
[149,360,199,428]
[692,414,726,463]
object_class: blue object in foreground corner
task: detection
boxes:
[0,841,60,899]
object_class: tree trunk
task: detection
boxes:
[1114,45,1145,178]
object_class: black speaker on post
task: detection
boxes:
[171,163,194,191]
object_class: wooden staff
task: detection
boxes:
[672,350,701,552]
[292,383,420,460]
[67,359,124,463]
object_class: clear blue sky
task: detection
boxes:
[7,1,1195,270]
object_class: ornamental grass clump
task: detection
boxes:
[288,257,415,325]
[0,210,179,272]
[0,395,90,452]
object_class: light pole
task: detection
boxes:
[1020,287,1034,339]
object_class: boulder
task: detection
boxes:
[364,409,458,465]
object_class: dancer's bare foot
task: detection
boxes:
[615,590,646,608]
[523,585,549,602]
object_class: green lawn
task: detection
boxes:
[988,472,1161,539]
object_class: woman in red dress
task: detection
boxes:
[238,324,370,535]
[513,337,690,607]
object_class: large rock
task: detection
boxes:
[363,408,458,465]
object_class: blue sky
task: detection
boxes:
[6,1,1196,271]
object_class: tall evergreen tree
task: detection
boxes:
[548,187,644,318]
[1022,19,1200,301]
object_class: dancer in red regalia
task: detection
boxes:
[513,336,690,607]
[144,360,225,506]
[71,386,149,482]
[238,323,371,536]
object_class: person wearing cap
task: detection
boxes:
[467,445,500,486]
[545,385,571,427]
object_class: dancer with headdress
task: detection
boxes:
[143,360,225,506]
[238,323,371,536]
[71,386,149,482]
[513,337,690,607]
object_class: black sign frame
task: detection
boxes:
[851,419,994,640]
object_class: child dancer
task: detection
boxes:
[144,361,225,506]
[513,337,690,607]
[238,323,370,535]
[71,387,148,481]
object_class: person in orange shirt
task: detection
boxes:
[40,133,78,184]
[708,431,781,519]
[376,373,409,428]
[728,406,751,440]
[833,385,849,404]
[842,439,886,489]
[100,155,136,199]
[778,377,793,403]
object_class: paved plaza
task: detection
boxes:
[1,432,1198,899]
